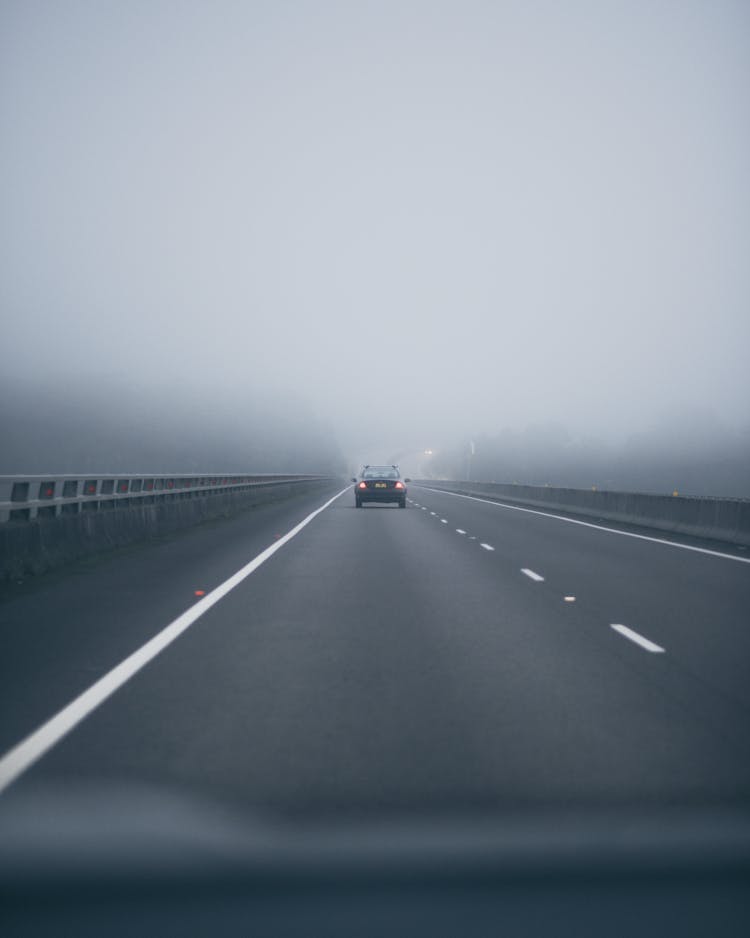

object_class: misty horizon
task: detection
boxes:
[2,372,748,498]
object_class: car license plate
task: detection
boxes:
[375,482,387,488]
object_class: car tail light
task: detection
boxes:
[358,481,367,489]
[395,481,404,489]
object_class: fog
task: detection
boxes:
[2,2,748,491]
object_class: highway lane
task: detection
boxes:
[411,485,750,714]
[0,482,344,755]
[1,482,749,817]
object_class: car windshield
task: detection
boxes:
[362,468,399,479]
[1,3,748,935]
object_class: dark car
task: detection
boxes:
[352,465,410,508]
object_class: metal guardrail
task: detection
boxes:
[0,474,327,523]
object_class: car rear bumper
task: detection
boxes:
[356,488,406,503]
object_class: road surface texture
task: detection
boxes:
[1,482,749,935]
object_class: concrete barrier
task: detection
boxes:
[415,480,750,547]
[0,478,339,582]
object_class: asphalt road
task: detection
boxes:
[1,482,750,818]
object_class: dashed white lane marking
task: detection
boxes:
[521,568,545,582]
[611,624,665,654]
[456,529,466,535]
[564,596,576,602]
[0,485,352,796]
[416,486,750,565]
[468,536,477,540]
[430,511,437,516]
[480,543,495,551]
[440,519,448,524]
[421,507,427,511]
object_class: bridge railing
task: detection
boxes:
[414,479,750,547]
[0,474,327,523]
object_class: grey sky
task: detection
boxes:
[2,0,748,463]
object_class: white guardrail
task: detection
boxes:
[0,474,327,523]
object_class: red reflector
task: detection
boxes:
[358,482,367,489]
[395,481,404,489]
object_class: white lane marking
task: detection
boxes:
[611,624,665,654]
[521,568,545,582]
[480,543,495,551]
[430,511,437,516]
[564,596,576,602]
[0,486,352,796]
[440,519,448,524]
[416,487,750,564]
[456,529,466,535]
[421,507,427,511]
[468,536,477,540]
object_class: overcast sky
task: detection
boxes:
[2,0,748,463]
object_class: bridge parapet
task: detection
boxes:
[0,474,325,524]
[0,473,339,580]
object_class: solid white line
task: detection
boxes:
[611,624,665,654]
[521,568,545,582]
[0,485,351,796]
[456,529,466,535]
[416,486,750,564]
[480,543,495,551]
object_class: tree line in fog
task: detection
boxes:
[3,376,748,498]
[426,414,750,498]
[0,377,346,477]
